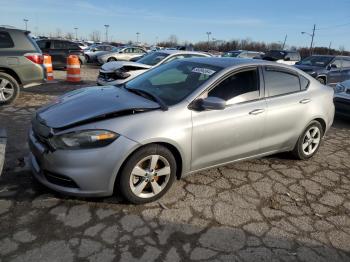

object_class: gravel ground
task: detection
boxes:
[0,66,350,262]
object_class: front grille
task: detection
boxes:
[44,171,79,188]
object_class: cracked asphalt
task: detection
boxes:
[0,67,350,262]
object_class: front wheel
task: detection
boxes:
[292,121,323,160]
[316,77,326,85]
[107,57,117,62]
[118,145,176,204]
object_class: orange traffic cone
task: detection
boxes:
[43,54,54,81]
[66,55,81,82]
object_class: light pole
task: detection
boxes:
[74,27,78,40]
[104,24,109,42]
[282,34,287,49]
[23,19,28,31]
[206,32,211,50]
[302,24,316,55]
[136,32,140,44]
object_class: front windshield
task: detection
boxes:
[222,51,240,57]
[137,52,169,66]
[298,56,333,67]
[265,50,286,60]
[126,61,222,106]
[111,47,121,52]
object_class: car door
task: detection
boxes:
[327,57,343,86]
[341,57,350,82]
[261,66,311,153]
[191,66,266,171]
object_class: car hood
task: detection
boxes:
[340,80,350,87]
[100,61,152,72]
[36,86,160,129]
[294,64,322,72]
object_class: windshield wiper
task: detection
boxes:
[126,87,168,111]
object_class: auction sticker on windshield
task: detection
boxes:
[192,68,216,76]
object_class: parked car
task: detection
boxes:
[36,39,86,68]
[97,46,147,64]
[97,50,211,86]
[84,44,115,63]
[29,58,334,204]
[334,80,350,118]
[222,50,264,59]
[0,26,45,105]
[294,55,350,86]
[262,50,301,65]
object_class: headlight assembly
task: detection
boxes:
[50,130,119,150]
[335,84,345,94]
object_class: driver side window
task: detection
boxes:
[208,68,260,105]
[332,59,342,69]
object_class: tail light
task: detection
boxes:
[24,53,44,64]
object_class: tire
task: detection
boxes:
[107,57,117,62]
[118,144,177,204]
[0,72,20,105]
[292,120,324,160]
[316,77,326,85]
[84,55,90,63]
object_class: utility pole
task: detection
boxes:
[310,24,316,55]
[104,24,109,42]
[328,41,332,54]
[206,32,211,51]
[282,34,287,49]
[74,27,78,40]
[23,19,28,31]
[301,24,316,55]
[136,32,140,44]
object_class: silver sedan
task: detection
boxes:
[28,58,334,204]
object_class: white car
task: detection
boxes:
[334,80,350,118]
[97,50,211,86]
[262,50,301,65]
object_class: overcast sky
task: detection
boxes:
[1,0,350,49]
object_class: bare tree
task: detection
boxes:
[90,31,101,42]
[168,35,178,45]
[56,28,62,38]
[65,32,74,40]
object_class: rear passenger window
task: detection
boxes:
[300,75,310,90]
[0,32,14,48]
[264,68,301,97]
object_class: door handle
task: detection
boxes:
[299,99,311,104]
[249,109,265,115]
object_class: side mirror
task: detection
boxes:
[194,97,226,111]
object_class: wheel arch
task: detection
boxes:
[0,67,22,85]
[113,141,184,194]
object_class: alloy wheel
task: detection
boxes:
[0,78,15,102]
[129,154,171,198]
[302,126,321,156]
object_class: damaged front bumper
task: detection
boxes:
[28,128,140,197]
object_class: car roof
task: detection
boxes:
[180,57,294,69]
[157,50,209,55]
[0,26,27,33]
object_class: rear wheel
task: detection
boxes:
[0,72,19,105]
[316,77,326,85]
[118,145,176,204]
[292,121,323,160]
[107,57,117,62]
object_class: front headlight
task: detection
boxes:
[50,130,119,150]
[335,84,345,94]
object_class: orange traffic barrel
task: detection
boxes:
[66,55,81,82]
[43,54,54,81]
